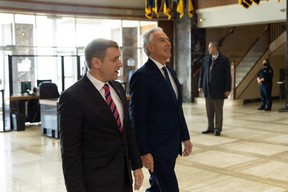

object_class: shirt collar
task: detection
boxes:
[150,57,167,70]
[86,72,106,91]
[211,54,219,60]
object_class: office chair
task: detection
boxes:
[39,82,60,99]
[39,82,60,138]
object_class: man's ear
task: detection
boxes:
[146,44,153,54]
[92,57,101,69]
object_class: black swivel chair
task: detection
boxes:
[39,82,60,138]
[39,82,60,99]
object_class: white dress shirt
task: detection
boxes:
[150,57,178,99]
[86,72,124,126]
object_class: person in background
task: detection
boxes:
[59,38,143,192]
[129,27,192,192]
[257,59,273,111]
[198,41,231,136]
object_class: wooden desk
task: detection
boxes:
[39,99,59,138]
[10,95,40,129]
[10,95,40,101]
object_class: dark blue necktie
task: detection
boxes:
[162,67,176,99]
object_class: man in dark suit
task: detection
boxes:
[198,41,231,136]
[129,27,192,192]
[59,38,143,192]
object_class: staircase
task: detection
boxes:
[193,23,285,104]
[234,23,286,100]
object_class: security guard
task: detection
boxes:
[257,59,273,111]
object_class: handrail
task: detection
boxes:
[234,25,269,68]
[236,51,269,99]
[192,67,201,77]
[219,27,235,47]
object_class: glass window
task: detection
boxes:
[14,14,35,47]
[139,21,158,67]
[0,13,14,45]
[0,12,157,95]
[121,20,139,90]
[75,18,121,46]
[34,49,58,86]
[35,16,54,46]
[56,17,76,47]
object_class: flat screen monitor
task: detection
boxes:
[37,79,52,87]
[21,81,32,95]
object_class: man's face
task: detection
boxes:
[147,31,171,64]
[95,47,123,82]
[208,43,216,55]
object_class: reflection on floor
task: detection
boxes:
[1,101,288,192]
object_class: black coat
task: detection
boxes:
[198,54,231,99]
[257,65,273,84]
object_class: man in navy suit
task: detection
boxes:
[59,38,143,192]
[198,41,231,136]
[129,27,192,192]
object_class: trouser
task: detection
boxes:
[205,96,224,131]
[259,83,272,110]
[122,157,132,192]
[146,158,179,192]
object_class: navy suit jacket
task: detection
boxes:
[59,75,142,192]
[129,58,190,160]
[198,54,231,99]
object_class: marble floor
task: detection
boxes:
[1,101,288,192]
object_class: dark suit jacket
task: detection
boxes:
[59,75,142,192]
[198,54,231,99]
[129,58,190,160]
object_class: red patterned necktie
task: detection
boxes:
[103,84,123,133]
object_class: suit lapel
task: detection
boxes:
[165,66,179,106]
[147,60,177,106]
[82,76,104,106]
[82,75,124,134]
[83,76,116,121]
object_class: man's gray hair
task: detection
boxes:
[142,27,163,56]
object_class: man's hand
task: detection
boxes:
[224,91,230,98]
[257,77,264,84]
[141,153,154,172]
[182,140,193,157]
[133,168,144,191]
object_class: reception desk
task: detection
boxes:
[39,99,59,138]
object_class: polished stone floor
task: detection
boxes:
[1,101,288,192]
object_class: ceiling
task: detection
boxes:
[34,0,145,8]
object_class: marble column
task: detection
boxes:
[174,14,192,102]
